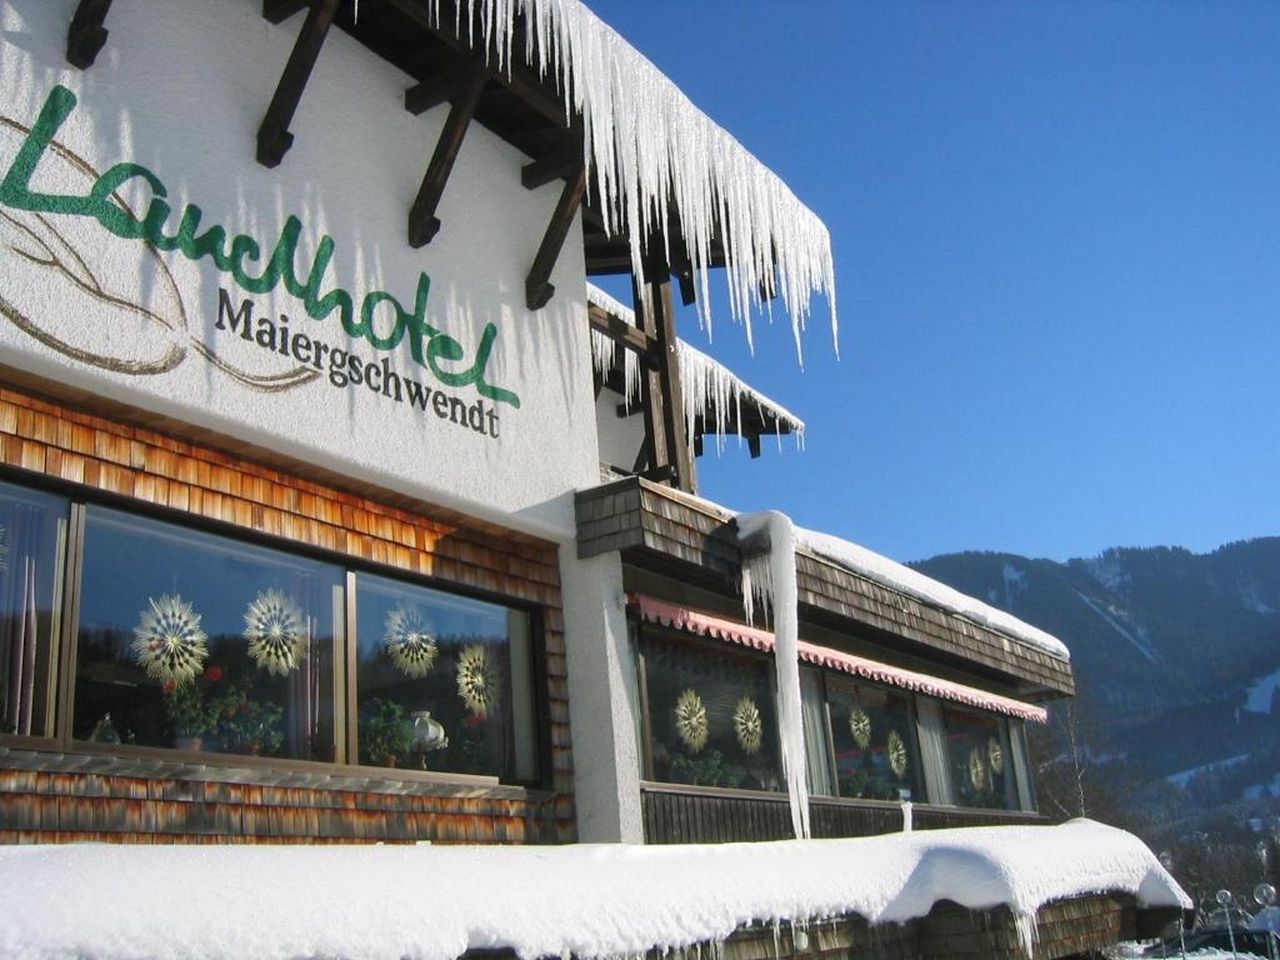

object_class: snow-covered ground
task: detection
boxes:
[1243,667,1280,715]
[1166,754,1250,789]
[0,820,1187,960]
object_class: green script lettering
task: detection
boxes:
[0,85,520,408]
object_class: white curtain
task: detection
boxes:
[801,667,835,797]
[915,697,952,806]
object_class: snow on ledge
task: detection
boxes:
[796,528,1071,660]
[0,820,1186,960]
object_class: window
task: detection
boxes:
[638,631,783,791]
[354,571,537,781]
[825,677,922,802]
[0,473,544,785]
[73,506,342,760]
[939,703,1020,810]
[0,480,68,739]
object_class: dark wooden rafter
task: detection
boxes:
[405,74,459,116]
[263,0,310,24]
[66,0,113,70]
[257,0,341,168]
[588,304,657,360]
[407,57,489,248]
[522,143,581,190]
[525,164,586,310]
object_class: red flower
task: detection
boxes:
[161,680,176,695]
[204,666,223,683]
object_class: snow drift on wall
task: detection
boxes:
[0,820,1187,960]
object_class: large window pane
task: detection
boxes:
[941,703,1018,809]
[73,507,341,760]
[354,572,535,781]
[639,633,783,792]
[0,481,67,739]
[828,677,922,801]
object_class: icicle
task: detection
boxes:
[738,511,810,840]
[423,0,837,362]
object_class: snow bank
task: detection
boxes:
[796,529,1070,660]
[449,1,837,356]
[0,820,1187,960]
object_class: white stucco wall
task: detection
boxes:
[0,0,600,538]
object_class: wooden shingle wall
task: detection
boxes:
[577,476,1073,699]
[0,383,575,843]
[794,551,1075,698]
[638,893,1170,960]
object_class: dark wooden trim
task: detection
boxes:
[404,73,460,116]
[746,434,762,459]
[525,165,587,310]
[262,0,310,24]
[588,305,658,359]
[408,57,489,247]
[522,144,582,191]
[66,0,112,70]
[256,0,341,168]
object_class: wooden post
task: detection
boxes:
[407,58,488,248]
[257,0,341,168]
[66,0,113,70]
[633,242,694,492]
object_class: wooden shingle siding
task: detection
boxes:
[0,382,575,843]
[794,552,1075,697]
[578,477,1073,699]
[0,766,558,845]
[633,893,1172,960]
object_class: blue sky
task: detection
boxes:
[588,0,1280,564]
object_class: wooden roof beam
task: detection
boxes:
[522,143,582,191]
[588,308,658,362]
[526,165,586,310]
[257,0,341,168]
[66,0,112,70]
[263,0,309,24]
[407,57,489,247]
[381,0,570,131]
[404,75,459,116]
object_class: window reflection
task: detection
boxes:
[941,703,1018,809]
[639,633,783,791]
[827,678,921,801]
[354,572,535,781]
[0,481,67,739]
[73,507,341,760]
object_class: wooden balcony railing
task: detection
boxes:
[640,782,1047,844]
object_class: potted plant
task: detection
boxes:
[362,698,414,768]
[211,685,284,756]
[163,677,218,751]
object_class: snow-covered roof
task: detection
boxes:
[587,284,805,448]
[797,527,1071,660]
[459,1,837,356]
[0,820,1186,960]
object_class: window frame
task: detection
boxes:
[0,466,551,791]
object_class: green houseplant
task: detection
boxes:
[362,698,414,767]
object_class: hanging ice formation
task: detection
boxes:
[737,510,810,840]
[424,0,838,359]
[587,285,804,455]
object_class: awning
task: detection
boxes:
[631,594,1048,724]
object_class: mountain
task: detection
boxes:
[913,539,1280,787]
[913,538,1280,904]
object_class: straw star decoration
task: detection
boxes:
[384,604,439,678]
[674,688,708,753]
[244,588,308,676]
[132,593,208,687]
